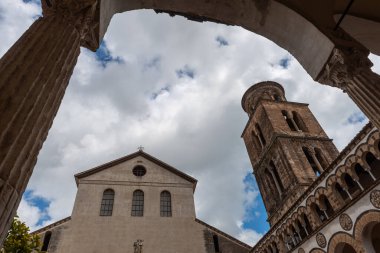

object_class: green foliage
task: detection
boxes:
[1,216,41,253]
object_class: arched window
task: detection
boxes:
[343,173,360,195]
[132,190,144,216]
[302,147,321,176]
[291,225,301,244]
[160,191,172,217]
[296,219,306,240]
[100,189,114,216]
[41,231,52,251]
[314,148,328,170]
[273,94,281,102]
[292,111,308,132]
[270,161,284,192]
[282,110,297,131]
[335,183,349,202]
[213,234,220,252]
[251,130,262,152]
[354,163,373,189]
[320,195,334,218]
[302,213,313,234]
[312,203,327,223]
[256,123,266,146]
[265,169,280,196]
[366,152,380,178]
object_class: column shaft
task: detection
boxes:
[0,15,81,243]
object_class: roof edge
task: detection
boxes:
[74,150,198,191]
[195,218,252,249]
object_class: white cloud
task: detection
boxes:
[1,0,378,246]
[17,199,43,231]
[237,228,264,246]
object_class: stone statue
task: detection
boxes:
[133,239,143,253]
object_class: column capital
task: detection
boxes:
[42,0,100,51]
[318,47,372,90]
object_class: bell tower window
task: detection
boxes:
[256,123,266,146]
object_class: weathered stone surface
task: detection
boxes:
[241,81,339,225]
[0,0,98,242]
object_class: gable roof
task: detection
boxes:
[195,218,252,249]
[74,150,198,191]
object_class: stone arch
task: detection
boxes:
[355,144,371,164]
[367,131,380,158]
[344,155,361,171]
[336,164,356,182]
[327,232,364,253]
[325,175,348,209]
[338,172,361,197]
[102,0,335,79]
[306,196,323,228]
[310,249,326,253]
[353,210,380,253]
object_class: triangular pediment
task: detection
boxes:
[74,151,197,190]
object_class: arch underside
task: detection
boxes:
[99,0,335,79]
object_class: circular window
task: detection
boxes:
[133,165,146,177]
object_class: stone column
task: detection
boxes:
[318,47,380,129]
[0,0,99,244]
[310,150,324,174]
[268,168,283,196]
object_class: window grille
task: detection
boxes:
[160,191,172,217]
[132,190,144,216]
[100,189,115,216]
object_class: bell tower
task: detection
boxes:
[241,81,339,226]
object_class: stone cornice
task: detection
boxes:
[30,217,71,235]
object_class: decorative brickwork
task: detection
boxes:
[242,82,339,226]
[316,233,326,248]
[370,190,380,208]
[339,213,353,231]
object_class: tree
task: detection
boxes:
[1,216,41,253]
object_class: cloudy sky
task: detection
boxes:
[1,0,379,246]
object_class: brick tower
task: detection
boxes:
[241,81,339,226]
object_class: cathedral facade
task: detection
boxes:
[32,151,250,253]
[241,81,380,253]
[32,81,380,253]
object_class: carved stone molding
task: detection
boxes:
[298,248,305,253]
[316,233,326,248]
[339,213,353,231]
[42,0,100,50]
[370,190,380,208]
[317,46,380,129]
[318,47,372,90]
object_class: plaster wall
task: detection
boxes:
[56,156,206,253]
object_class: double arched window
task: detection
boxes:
[160,191,172,217]
[132,190,144,216]
[100,189,115,216]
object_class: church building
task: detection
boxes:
[32,150,250,253]
[241,81,380,253]
[32,81,380,253]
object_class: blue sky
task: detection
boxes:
[1,0,378,246]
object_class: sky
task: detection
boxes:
[1,0,379,247]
